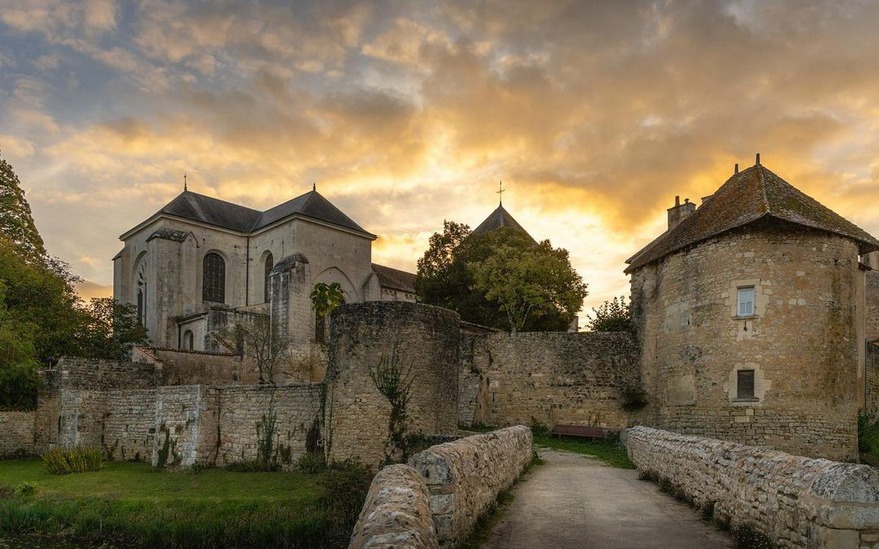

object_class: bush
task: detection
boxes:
[225,460,280,473]
[14,481,36,496]
[42,447,102,474]
[319,459,374,544]
[296,452,327,474]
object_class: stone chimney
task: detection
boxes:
[667,195,696,231]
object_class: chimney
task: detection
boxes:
[667,195,696,231]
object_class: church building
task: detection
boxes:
[113,187,415,352]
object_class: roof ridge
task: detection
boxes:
[758,164,770,214]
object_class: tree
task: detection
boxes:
[416,224,588,332]
[217,315,294,384]
[0,156,46,263]
[0,281,41,410]
[310,282,344,343]
[74,298,150,360]
[586,296,632,332]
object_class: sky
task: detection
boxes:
[3,0,879,317]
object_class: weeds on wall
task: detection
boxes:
[368,341,416,464]
[42,446,102,474]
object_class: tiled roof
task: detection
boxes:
[155,190,373,236]
[472,204,536,243]
[372,263,416,293]
[625,164,879,273]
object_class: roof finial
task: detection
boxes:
[756,152,761,165]
[312,182,316,192]
[184,173,187,191]
[497,180,504,206]
[734,163,739,174]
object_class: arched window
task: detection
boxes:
[135,257,147,326]
[203,253,225,302]
[264,253,274,303]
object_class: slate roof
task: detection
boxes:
[372,263,416,293]
[625,163,879,273]
[153,189,373,236]
[472,204,536,242]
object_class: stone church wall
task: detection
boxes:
[326,302,460,467]
[459,331,640,430]
[0,411,35,457]
[133,346,257,386]
[868,343,879,423]
[631,222,860,461]
[625,427,879,548]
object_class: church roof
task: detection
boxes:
[147,189,373,237]
[472,204,536,242]
[372,263,416,293]
[625,163,879,273]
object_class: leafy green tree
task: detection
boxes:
[416,224,588,332]
[0,156,46,263]
[586,296,632,332]
[0,281,41,410]
[74,298,150,360]
[310,282,344,343]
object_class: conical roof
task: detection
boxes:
[472,204,536,242]
[625,163,879,273]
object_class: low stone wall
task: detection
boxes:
[408,426,533,547]
[460,331,640,429]
[349,464,438,549]
[868,342,879,423]
[0,411,35,457]
[625,426,879,548]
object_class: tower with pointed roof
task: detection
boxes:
[113,187,415,355]
[627,161,879,461]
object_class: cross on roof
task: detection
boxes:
[497,180,504,205]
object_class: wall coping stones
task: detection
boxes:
[349,464,439,549]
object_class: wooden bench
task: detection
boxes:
[550,424,607,441]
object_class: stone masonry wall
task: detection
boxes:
[102,389,158,461]
[214,384,322,469]
[0,411,35,457]
[868,343,879,423]
[460,331,640,429]
[133,347,258,386]
[54,357,159,390]
[327,302,460,467]
[408,426,533,548]
[349,464,439,549]
[631,222,861,461]
[152,385,216,468]
[625,427,879,549]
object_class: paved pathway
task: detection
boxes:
[483,449,734,549]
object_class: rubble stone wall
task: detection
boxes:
[0,411,35,457]
[408,426,532,548]
[625,426,879,548]
[460,331,640,429]
[349,464,438,549]
[868,343,879,423]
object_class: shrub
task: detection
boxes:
[42,447,102,474]
[319,459,374,544]
[14,481,36,496]
[296,452,327,474]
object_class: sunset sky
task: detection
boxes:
[3,0,879,317]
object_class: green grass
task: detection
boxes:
[532,434,635,469]
[0,458,351,548]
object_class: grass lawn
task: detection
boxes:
[0,458,357,548]
[532,434,635,469]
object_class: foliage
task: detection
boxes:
[318,459,374,545]
[74,298,150,360]
[620,383,649,411]
[0,284,41,410]
[416,222,587,332]
[368,342,416,463]
[14,481,36,497]
[256,390,280,471]
[297,451,327,474]
[218,315,294,384]
[531,429,635,469]
[42,447,102,474]
[0,458,333,547]
[0,157,46,263]
[311,281,345,344]
[586,295,633,332]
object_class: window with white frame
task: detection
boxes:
[737,286,755,317]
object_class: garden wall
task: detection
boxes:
[408,426,532,547]
[459,331,640,429]
[326,302,460,467]
[625,426,879,548]
[868,342,879,423]
[0,411,35,457]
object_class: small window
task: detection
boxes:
[737,287,755,317]
[183,330,194,351]
[737,369,755,400]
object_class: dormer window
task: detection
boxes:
[737,286,755,317]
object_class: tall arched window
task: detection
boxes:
[264,253,274,303]
[135,257,147,326]
[203,253,225,302]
